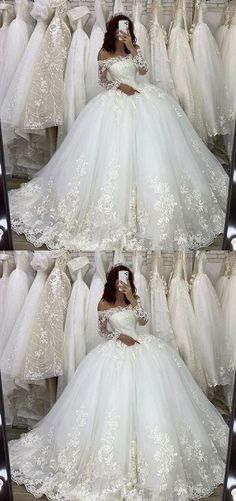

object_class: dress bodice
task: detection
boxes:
[107,56,139,88]
[107,306,138,335]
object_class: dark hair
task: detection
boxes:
[102,15,136,54]
[102,265,136,304]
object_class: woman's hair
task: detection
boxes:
[102,265,136,304]
[102,15,136,54]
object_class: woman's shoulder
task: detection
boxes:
[97,298,111,311]
[97,48,111,61]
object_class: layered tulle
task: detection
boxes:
[9,332,228,501]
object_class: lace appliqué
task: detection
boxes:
[98,310,121,340]
[132,48,149,74]
[133,298,149,324]
[98,60,120,91]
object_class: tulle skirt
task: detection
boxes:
[9,84,228,251]
[9,333,228,501]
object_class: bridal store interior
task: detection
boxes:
[0,249,235,500]
[0,0,235,250]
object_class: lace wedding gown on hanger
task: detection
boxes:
[190,0,230,138]
[1,0,53,175]
[150,251,177,348]
[9,299,228,501]
[9,43,228,251]
[168,0,207,141]
[190,251,234,388]
[133,0,150,83]
[57,256,91,396]
[57,6,91,145]
[168,252,206,391]
[215,253,230,304]
[0,251,32,359]
[85,251,108,352]
[0,0,30,107]
[86,0,106,101]
[149,1,176,97]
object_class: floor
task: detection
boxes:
[7,177,224,252]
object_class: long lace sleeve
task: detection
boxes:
[98,60,120,90]
[133,297,149,324]
[98,310,120,340]
[132,48,149,75]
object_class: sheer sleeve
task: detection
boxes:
[133,297,149,324]
[98,310,120,340]
[132,48,149,75]
[98,60,120,90]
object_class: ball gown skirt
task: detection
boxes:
[9,308,228,501]
[8,54,228,251]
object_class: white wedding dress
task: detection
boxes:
[0,5,11,75]
[168,252,206,391]
[190,251,234,388]
[222,255,236,364]
[0,254,13,321]
[9,300,228,501]
[222,1,236,156]
[57,256,91,396]
[0,0,30,107]
[133,253,150,332]
[0,251,32,359]
[133,0,150,83]
[0,252,54,427]
[57,6,91,145]
[215,252,230,304]
[85,0,106,101]
[168,0,207,141]
[85,251,107,352]
[9,46,228,251]
[190,0,230,138]
[150,251,177,348]
[149,0,176,97]
[0,0,53,175]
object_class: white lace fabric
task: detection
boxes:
[98,298,149,340]
[98,48,148,90]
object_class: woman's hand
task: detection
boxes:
[118,334,140,346]
[118,83,139,95]
[118,30,135,53]
[119,280,137,303]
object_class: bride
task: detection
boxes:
[9,264,228,501]
[9,14,228,251]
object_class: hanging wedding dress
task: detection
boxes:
[215,252,230,304]
[0,254,13,321]
[9,299,228,501]
[1,0,53,176]
[85,251,107,352]
[132,253,150,331]
[190,0,230,138]
[0,4,12,74]
[9,43,228,251]
[149,0,176,97]
[215,2,230,53]
[222,0,236,156]
[57,6,91,146]
[190,251,234,388]
[133,0,150,83]
[11,0,71,175]
[86,0,106,101]
[0,252,54,427]
[168,252,206,391]
[0,0,30,107]
[57,256,91,396]
[0,251,32,359]
[222,255,236,364]
[168,0,207,141]
[150,251,177,348]
[22,253,71,381]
